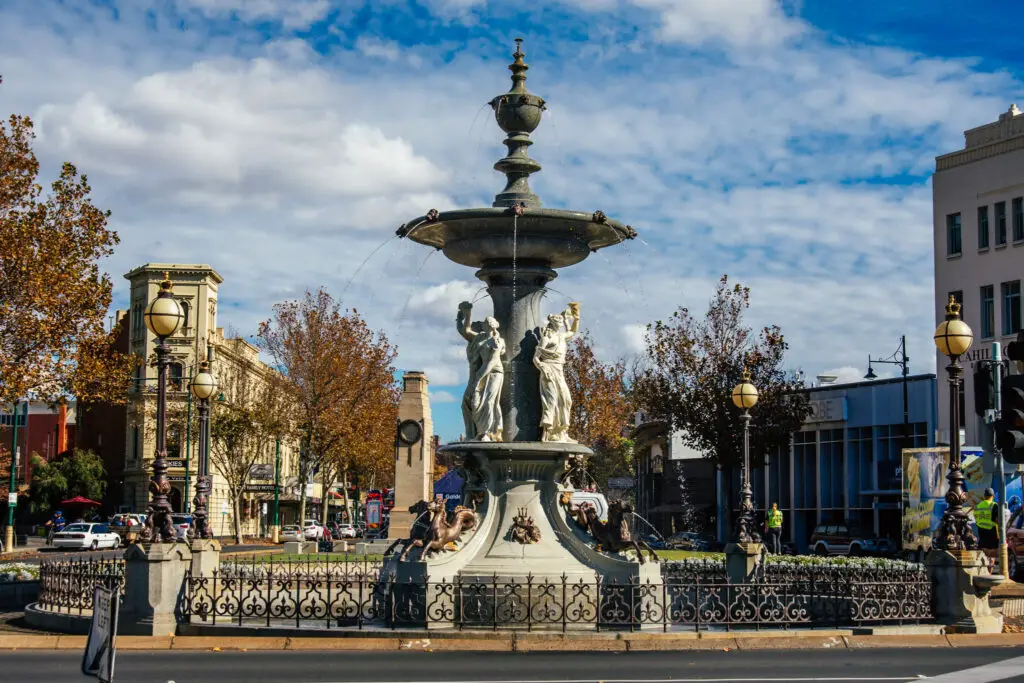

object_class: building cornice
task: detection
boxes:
[123,263,224,284]
[935,133,1024,172]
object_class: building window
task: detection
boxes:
[1015,198,1024,242]
[978,206,990,249]
[949,290,963,318]
[1003,280,1022,335]
[169,362,184,391]
[132,426,139,461]
[996,202,1007,245]
[946,213,962,256]
[180,301,190,332]
[981,285,995,339]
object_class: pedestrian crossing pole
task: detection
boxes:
[6,400,25,552]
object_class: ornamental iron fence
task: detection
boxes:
[36,558,124,615]
[183,568,933,632]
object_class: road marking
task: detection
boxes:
[908,654,1024,683]
[310,678,918,683]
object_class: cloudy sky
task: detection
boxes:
[2,0,1022,441]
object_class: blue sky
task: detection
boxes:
[1,0,1022,441]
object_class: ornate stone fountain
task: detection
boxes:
[393,40,657,629]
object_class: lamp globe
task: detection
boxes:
[144,274,184,338]
[731,370,759,410]
[933,295,973,358]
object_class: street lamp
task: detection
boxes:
[142,273,184,543]
[865,335,912,478]
[932,295,976,550]
[731,369,761,544]
[188,348,217,540]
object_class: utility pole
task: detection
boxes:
[6,400,25,552]
[989,342,1009,575]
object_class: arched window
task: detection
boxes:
[179,301,190,333]
[169,362,184,391]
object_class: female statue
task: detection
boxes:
[456,302,486,440]
[472,316,505,441]
[533,302,579,443]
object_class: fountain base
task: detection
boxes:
[388,441,662,630]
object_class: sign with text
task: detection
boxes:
[805,397,848,424]
[82,584,118,682]
[166,460,186,469]
[7,492,16,505]
[243,484,277,493]
[167,476,185,482]
[607,477,635,489]
[249,463,274,480]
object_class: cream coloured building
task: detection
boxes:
[933,105,1024,448]
[121,264,308,537]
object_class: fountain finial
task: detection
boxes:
[490,38,545,208]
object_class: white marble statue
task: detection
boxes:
[472,316,505,441]
[533,302,579,443]
[457,302,505,441]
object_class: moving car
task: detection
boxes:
[810,523,888,556]
[52,523,121,550]
[280,525,302,543]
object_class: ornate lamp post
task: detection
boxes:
[142,274,185,543]
[932,295,976,550]
[731,370,761,543]
[188,349,217,540]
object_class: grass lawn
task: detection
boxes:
[657,550,722,561]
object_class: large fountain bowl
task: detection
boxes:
[399,207,636,269]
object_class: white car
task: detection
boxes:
[337,524,357,539]
[52,523,121,551]
[302,520,325,540]
[171,514,193,540]
[280,525,302,543]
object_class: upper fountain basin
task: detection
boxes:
[397,208,637,269]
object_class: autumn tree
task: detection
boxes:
[0,76,135,407]
[257,289,399,526]
[565,332,635,490]
[635,276,810,525]
[209,355,291,544]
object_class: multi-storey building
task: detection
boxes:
[933,104,1024,448]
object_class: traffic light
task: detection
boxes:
[974,363,994,416]
[1008,331,1024,365]
[997,374,1024,464]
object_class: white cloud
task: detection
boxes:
[430,390,458,403]
[627,0,804,48]
[173,0,330,28]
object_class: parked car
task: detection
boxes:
[109,513,146,544]
[52,523,121,551]
[171,514,193,541]
[641,533,666,550]
[337,524,357,539]
[302,520,325,540]
[666,532,711,551]
[810,524,887,556]
[280,525,303,543]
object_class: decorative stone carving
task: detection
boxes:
[509,507,541,544]
[457,302,505,441]
[534,302,579,443]
[563,497,658,564]
[560,453,590,489]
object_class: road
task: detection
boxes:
[7,542,277,565]
[2,648,1023,683]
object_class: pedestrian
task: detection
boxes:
[765,502,783,554]
[973,488,999,550]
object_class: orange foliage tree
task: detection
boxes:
[257,289,399,525]
[0,76,135,408]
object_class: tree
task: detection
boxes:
[672,460,698,533]
[0,77,135,406]
[209,359,291,544]
[257,289,399,527]
[564,332,635,490]
[29,449,106,515]
[635,276,810,519]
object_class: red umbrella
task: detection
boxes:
[60,496,102,506]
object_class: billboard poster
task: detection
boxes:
[365,499,382,529]
[902,447,1022,555]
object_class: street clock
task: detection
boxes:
[398,419,423,446]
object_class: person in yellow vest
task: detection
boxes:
[972,488,999,550]
[765,503,783,554]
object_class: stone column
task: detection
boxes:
[926,548,1004,634]
[390,372,434,540]
[120,543,192,636]
[190,538,221,579]
[476,260,556,442]
[724,542,763,584]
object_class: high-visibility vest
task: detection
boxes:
[975,499,996,530]
[768,509,783,528]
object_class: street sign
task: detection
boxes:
[607,477,634,489]
[249,463,274,480]
[7,492,16,505]
[166,460,186,469]
[82,584,119,682]
[244,484,277,493]
[167,476,185,482]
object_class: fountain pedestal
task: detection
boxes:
[926,549,1004,634]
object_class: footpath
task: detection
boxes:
[0,631,1023,652]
